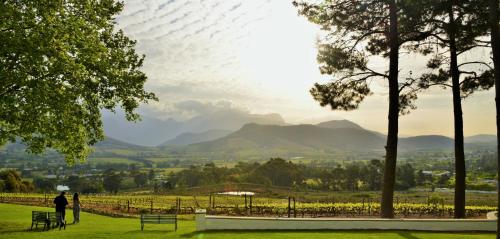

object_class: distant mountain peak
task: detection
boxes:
[103,110,287,146]
[316,119,364,130]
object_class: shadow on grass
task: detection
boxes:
[126,229,177,235]
[179,229,495,239]
[178,229,371,238]
[0,222,34,233]
[0,221,73,234]
[396,232,420,239]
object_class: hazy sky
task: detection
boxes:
[116,0,496,137]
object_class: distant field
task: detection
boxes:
[0,203,495,239]
[87,157,138,164]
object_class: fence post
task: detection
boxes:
[287,197,291,218]
[249,196,253,215]
[441,199,445,217]
[127,200,130,213]
[293,197,296,218]
[244,194,248,214]
[150,200,153,214]
[178,197,181,214]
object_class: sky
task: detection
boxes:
[116,0,496,137]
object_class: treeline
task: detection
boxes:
[0,170,34,193]
[168,158,418,191]
[32,168,155,194]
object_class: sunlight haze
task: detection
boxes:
[116,0,495,137]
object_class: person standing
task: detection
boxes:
[53,191,68,228]
[72,193,82,224]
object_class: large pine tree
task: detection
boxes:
[487,0,500,236]
[417,0,493,218]
[294,0,431,217]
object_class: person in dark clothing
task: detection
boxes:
[53,191,68,227]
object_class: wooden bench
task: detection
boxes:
[30,211,66,231]
[31,211,49,230]
[140,214,177,231]
[48,211,66,230]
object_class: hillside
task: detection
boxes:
[316,120,364,130]
[93,137,150,150]
[103,110,286,146]
[465,134,496,144]
[183,123,386,153]
[161,129,233,146]
[176,122,461,155]
[399,135,454,150]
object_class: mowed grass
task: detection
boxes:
[0,203,495,239]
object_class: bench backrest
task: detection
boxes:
[32,211,48,221]
[47,212,60,220]
[141,214,176,223]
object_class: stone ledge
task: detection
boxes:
[196,213,497,232]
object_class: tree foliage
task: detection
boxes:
[103,169,122,193]
[294,0,431,115]
[0,170,34,192]
[0,0,157,163]
[417,0,493,95]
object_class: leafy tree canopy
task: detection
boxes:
[0,1,157,163]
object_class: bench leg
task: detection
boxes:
[141,224,144,231]
[175,221,177,231]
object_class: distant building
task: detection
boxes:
[422,171,433,176]
[56,185,70,191]
[44,174,57,179]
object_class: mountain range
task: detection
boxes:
[2,118,496,161]
[101,113,495,153]
[102,110,286,146]
[175,121,458,154]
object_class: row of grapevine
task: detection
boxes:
[0,193,494,218]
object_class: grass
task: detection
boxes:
[0,203,495,239]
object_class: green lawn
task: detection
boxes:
[0,203,495,239]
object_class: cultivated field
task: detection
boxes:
[0,192,495,218]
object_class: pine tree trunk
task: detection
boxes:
[448,4,466,219]
[381,0,399,219]
[488,0,500,237]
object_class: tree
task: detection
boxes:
[0,170,33,192]
[103,169,122,194]
[0,1,157,163]
[417,0,492,218]
[148,169,155,182]
[294,0,430,218]
[33,177,55,193]
[362,160,384,191]
[251,158,304,187]
[344,163,361,191]
[488,0,500,235]
[416,170,428,186]
[395,163,416,190]
[133,173,148,188]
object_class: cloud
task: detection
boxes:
[115,0,496,136]
[174,100,237,115]
[136,99,249,121]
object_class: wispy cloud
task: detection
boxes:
[115,0,496,136]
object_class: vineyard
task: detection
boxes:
[0,193,495,219]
